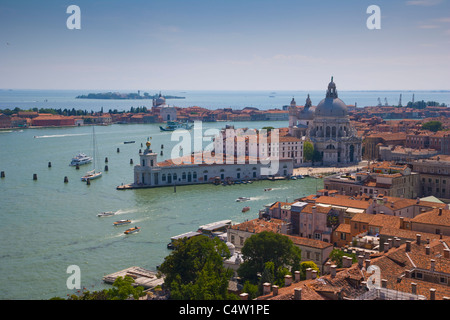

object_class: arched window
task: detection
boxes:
[162,174,166,181]
[326,126,331,137]
[182,172,186,180]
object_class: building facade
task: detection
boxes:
[289,78,362,165]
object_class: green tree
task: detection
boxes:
[422,120,442,132]
[329,249,357,268]
[303,140,314,161]
[158,235,237,300]
[299,261,320,280]
[237,231,302,284]
[50,275,145,300]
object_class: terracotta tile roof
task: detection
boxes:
[412,208,450,227]
[288,235,333,249]
[230,218,287,234]
[306,195,372,210]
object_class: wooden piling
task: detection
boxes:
[105,165,109,171]
[130,159,133,165]
[1,171,4,178]
[48,162,52,168]
[117,148,120,153]
[86,178,90,185]
[33,174,37,180]
[64,176,69,183]
[105,157,108,163]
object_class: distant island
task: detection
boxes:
[76,92,185,100]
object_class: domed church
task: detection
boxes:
[289,77,362,165]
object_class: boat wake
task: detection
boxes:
[34,133,88,139]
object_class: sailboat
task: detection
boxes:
[81,126,102,181]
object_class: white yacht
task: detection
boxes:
[70,153,92,166]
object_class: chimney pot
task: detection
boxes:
[240,293,249,300]
[430,288,436,300]
[426,246,430,255]
[285,275,292,287]
[431,259,436,271]
[416,234,421,245]
[365,259,371,268]
[411,282,417,295]
[272,285,279,296]
[439,208,443,216]
[294,270,300,282]
[381,279,387,288]
[331,265,337,278]
[312,270,317,279]
[263,282,271,295]
[294,288,302,300]
[306,268,312,280]
[406,240,411,252]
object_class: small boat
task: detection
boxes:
[124,226,141,234]
[264,188,272,191]
[124,141,135,144]
[70,153,93,166]
[81,170,102,181]
[298,175,304,179]
[236,197,250,202]
[98,211,116,217]
[81,126,102,181]
[160,121,193,132]
[242,206,250,213]
[291,176,297,180]
[113,219,131,226]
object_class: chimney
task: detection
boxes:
[294,270,300,282]
[324,262,331,275]
[430,259,436,272]
[240,293,249,300]
[285,275,292,287]
[365,259,371,269]
[400,217,404,229]
[263,283,271,295]
[294,288,302,300]
[312,270,317,279]
[426,246,430,255]
[364,251,370,260]
[406,240,411,252]
[411,282,417,295]
[394,237,401,248]
[416,197,420,204]
[388,238,393,249]
[312,206,317,214]
[384,243,389,253]
[272,285,279,296]
[430,288,436,300]
[306,268,312,280]
[416,234,421,245]
[331,265,337,278]
[381,279,387,288]
[439,208,443,216]
[358,255,364,267]
[444,249,450,259]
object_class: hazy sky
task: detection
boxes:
[1,0,449,91]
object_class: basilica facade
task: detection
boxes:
[289,78,362,166]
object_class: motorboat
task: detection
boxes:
[236,197,250,202]
[160,121,194,132]
[98,211,116,217]
[124,141,135,144]
[242,206,250,213]
[124,226,141,234]
[113,219,131,226]
[264,188,272,191]
[70,153,92,166]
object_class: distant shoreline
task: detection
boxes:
[75,92,185,100]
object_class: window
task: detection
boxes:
[162,174,166,181]
[340,233,346,240]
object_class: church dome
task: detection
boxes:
[155,92,166,106]
[315,77,348,118]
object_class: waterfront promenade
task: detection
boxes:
[293,160,368,177]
